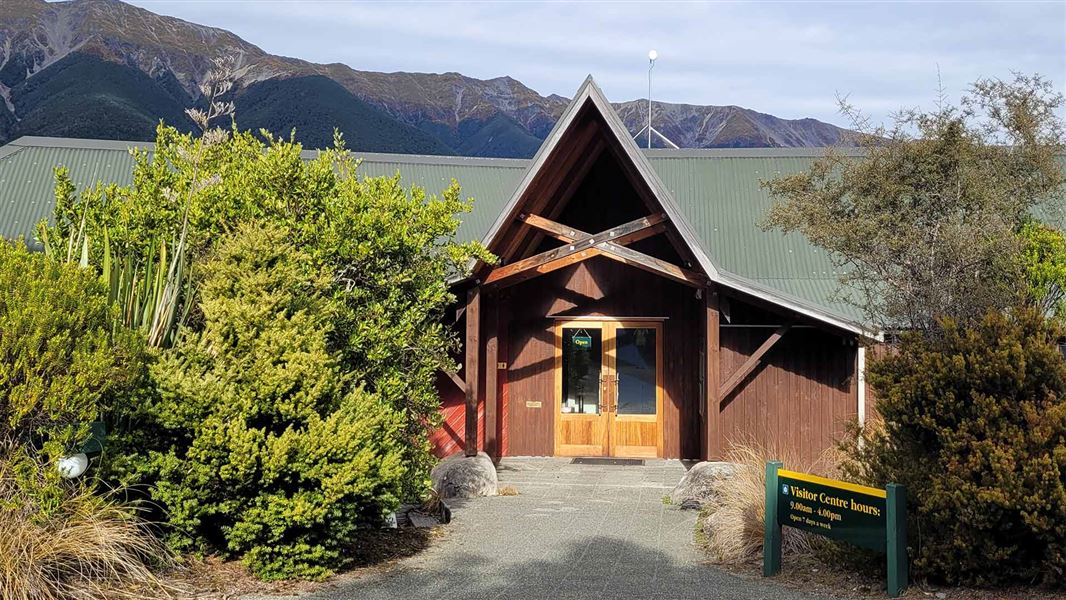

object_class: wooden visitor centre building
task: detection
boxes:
[0,77,880,464]
[437,78,876,463]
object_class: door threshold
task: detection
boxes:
[569,457,646,466]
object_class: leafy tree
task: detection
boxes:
[840,309,1066,585]
[145,223,407,580]
[281,149,491,486]
[55,122,490,578]
[1020,219,1066,319]
[763,74,1065,332]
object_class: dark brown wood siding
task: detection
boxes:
[717,301,858,465]
[502,256,703,458]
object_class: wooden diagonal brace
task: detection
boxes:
[484,214,666,289]
[520,213,707,288]
[719,324,790,402]
[444,370,466,394]
[521,213,665,246]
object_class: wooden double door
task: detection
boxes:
[554,319,664,458]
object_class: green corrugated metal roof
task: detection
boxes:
[648,151,856,318]
[343,153,526,244]
[0,137,528,247]
[2,136,1061,327]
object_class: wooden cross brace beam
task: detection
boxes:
[483,213,670,289]
[444,370,466,394]
[719,324,791,403]
[510,213,708,288]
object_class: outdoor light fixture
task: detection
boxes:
[57,453,89,479]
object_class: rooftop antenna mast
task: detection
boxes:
[635,49,679,150]
[647,49,656,149]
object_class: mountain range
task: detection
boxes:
[0,0,855,157]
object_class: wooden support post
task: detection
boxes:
[484,298,499,460]
[705,288,721,461]
[498,301,510,457]
[464,286,481,457]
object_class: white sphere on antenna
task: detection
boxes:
[648,50,659,61]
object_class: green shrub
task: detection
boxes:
[0,443,170,600]
[144,223,407,580]
[842,309,1066,585]
[45,126,491,499]
[0,242,162,598]
[0,240,145,463]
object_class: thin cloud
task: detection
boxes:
[126,0,1066,127]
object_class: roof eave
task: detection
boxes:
[714,270,882,340]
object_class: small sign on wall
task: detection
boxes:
[525,401,542,409]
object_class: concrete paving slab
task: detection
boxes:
[294,457,840,600]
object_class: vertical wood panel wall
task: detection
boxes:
[718,324,857,464]
[504,257,703,458]
[434,282,861,465]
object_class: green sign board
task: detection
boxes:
[763,462,908,598]
[572,332,592,348]
[778,468,886,550]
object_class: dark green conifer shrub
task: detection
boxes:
[842,310,1066,585]
[144,224,407,580]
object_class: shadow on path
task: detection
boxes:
[316,533,830,600]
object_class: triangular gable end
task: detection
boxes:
[475,77,714,290]
[473,76,876,338]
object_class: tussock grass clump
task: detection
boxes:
[701,443,835,564]
[0,448,173,600]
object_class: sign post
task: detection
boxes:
[763,462,908,597]
[886,484,908,598]
[763,461,783,576]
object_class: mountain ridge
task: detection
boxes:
[0,0,855,156]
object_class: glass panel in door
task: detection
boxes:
[615,327,657,415]
[561,327,602,415]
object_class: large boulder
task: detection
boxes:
[670,461,737,509]
[431,451,498,499]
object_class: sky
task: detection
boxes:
[125,1,1066,128]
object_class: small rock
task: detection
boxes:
[669,461,738,509]
[678,498,701,510]
[431,451,498,499]
[935,593,947,599]
[408,511,441,528]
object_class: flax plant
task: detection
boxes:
[36,55,236,348]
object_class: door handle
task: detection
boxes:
[605,376,619,413]
[600,375,617,413]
